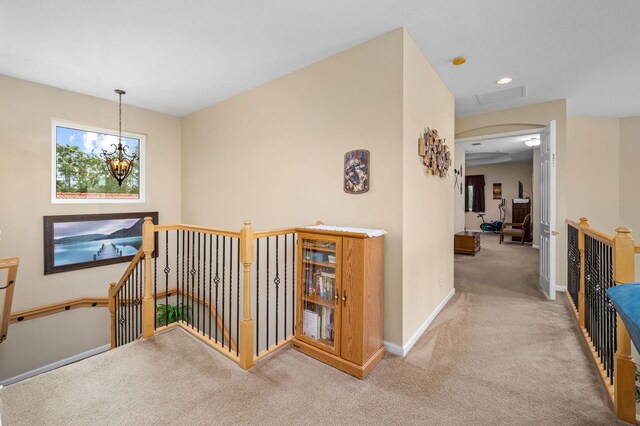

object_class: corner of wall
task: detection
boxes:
[400,30,456,350]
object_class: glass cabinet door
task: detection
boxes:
[298,234,341,354]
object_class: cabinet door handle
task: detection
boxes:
[342,289,347,306]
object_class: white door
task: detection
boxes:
[539,121,557,300]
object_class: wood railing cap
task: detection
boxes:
[615,227,633,239]
[579,217,590,226]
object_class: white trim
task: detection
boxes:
[0,344,110,387]
[384,288,455,357]
[555,285,567,292]
[532,244,540,249]
[51,119,146,204]
[455,128,543,144]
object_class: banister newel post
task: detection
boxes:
[239,220,255,370]
[578,218,589,328]
[612,227,636,424]
[142,217,155,339]
[108,282,117,349]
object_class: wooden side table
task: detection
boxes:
[454,231,480,255]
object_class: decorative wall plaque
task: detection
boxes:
[344,150,370,194]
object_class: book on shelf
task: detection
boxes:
[306,240,334,249]
[303,309,320,339]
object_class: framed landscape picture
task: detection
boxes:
[51,120,146,203]
[43,212,158,274]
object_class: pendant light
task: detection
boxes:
[101,89,137,186]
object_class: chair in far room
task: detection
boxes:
[499,214,531,246]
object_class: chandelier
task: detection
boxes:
[101,89,137,187]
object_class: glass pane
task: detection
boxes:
[301,238,337,348]
[55,125,141,200]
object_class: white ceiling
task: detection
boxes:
[458,134,539,166]
[1,0,639,117]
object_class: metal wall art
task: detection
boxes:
[344,149,370,194]
[418,128,451,178]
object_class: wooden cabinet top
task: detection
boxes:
[455,231,480,237]
[296,225,387,239]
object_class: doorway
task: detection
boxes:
[454,126,556,299]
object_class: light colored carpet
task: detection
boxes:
[0,234,623,425]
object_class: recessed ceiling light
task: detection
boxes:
[525,139,540,147]
[496,77,513,85]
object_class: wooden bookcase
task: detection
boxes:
[293,227,385,379]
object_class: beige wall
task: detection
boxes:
[401,32,455,343]
[465,162,533,231]
[456,100,567,286]
[181,29,455,348]
[0,75,182,381]
[181,29,406,345]
[454,146,466,233]
[619,116,640,281]
[566,116,621,232]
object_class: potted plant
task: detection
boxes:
[156,303,191,325]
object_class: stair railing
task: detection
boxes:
[0,257,19,343]
[109,218,307,371]
[566,218,638,424]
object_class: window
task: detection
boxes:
[467,185,473,212]
[52,120,145,203]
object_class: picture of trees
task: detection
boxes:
[54,125,140,199]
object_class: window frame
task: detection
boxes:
[51,119,146,204]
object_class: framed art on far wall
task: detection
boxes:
[43,212,158,275]
[493,183,502,200]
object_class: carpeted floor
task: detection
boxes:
[0,234,623,425]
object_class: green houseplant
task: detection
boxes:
[156,304,191,325]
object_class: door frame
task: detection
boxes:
[455,126,556,291]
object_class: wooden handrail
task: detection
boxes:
[1,257,19,343]
[0,257,19,269]
[114,248,144,292]
[566,218,580,228]
[253,221,322,239]
[253,227,298,238]
[582,227,614,246]
[9,297,108,324]
[154,224,241,238]
[635,245,640,254]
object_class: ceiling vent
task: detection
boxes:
[476,85,527,105]
[472,142,481,146]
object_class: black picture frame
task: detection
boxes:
[43,212,158,275]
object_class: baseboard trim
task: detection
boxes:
[384,288,455,357]
[0,344,110,387]
[532,244,540,249]
[556,285,567,292]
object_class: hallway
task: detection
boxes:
[0,235,622,425]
